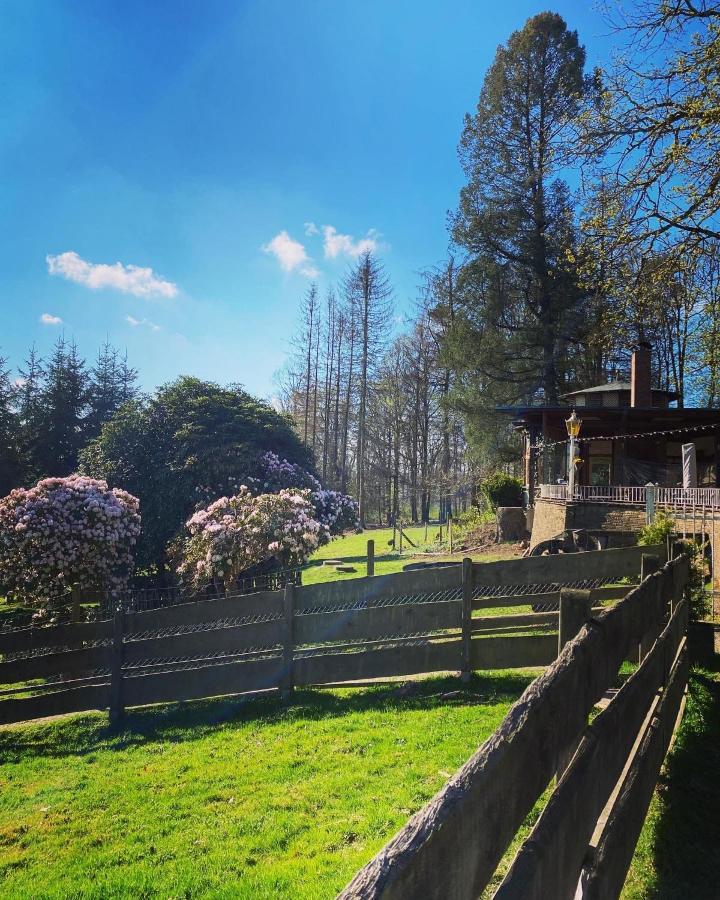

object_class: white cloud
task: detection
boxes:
[13,377,27,388]
[261,231,318,278]
[304,221,319,236]
[322,225,380,260]
[46,251,178,299]
[40,312,63,325]
[126,314,160,332]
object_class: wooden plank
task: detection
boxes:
[338,563,680,900]
[124,590,283,634]
[583,648,689,900]
[494,600,688,900]
[294,564,462,613]
[0,683,111,726]
[295,639,462,686]
[472,612,558,631]
[123,618,285,665]
[0,619,112,655]
[473,586,630,612]
[471,634,557,670]
[294,600,461,646]
[0,645,111,685]
[472,545,665,589]
[122,656,284,707]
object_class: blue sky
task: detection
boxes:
[1,1,615,400]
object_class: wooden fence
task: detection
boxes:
[339,550,691,900]
[0,544,663,728]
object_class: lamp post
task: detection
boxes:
[565,409,582,499]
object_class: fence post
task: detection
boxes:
[558,588,592,657]
[367,539,375,577]
[281,583,295,699]
[645,483,656,525]
[557,588,592,777]
[399,521,404,552]
[449,518,454,554]
[461,557,473,682]
[109,602,125,728]
[639,554,661,662]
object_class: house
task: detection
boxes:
[498,342,720,497]
[497,343,720,592]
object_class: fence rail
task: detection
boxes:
[339,551,690,900]
[0,544,663,729]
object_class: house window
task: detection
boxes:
[590,456,612,486]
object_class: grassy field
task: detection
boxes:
[621,662,720,899]
[302,525,520,585]
[0,671,536,899]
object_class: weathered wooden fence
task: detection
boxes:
[339,549,691,900]
[0,544,663,728]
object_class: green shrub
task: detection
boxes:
[639,511,710,621]
[638,509,674,547]
[454,504,493,533]
[481,472,524,509]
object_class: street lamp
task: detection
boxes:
[565,409,583,499]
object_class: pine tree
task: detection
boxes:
[0,354,22,495]
[452,12,592,405]
[16,345,45,481]
[37,336,89,475]
[86,341,138,436]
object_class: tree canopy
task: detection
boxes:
[79,376,313,573]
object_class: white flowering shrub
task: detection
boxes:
[0,475,141,606]
[177,486,329,591]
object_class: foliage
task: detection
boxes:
[481,472,524,509]
[450,12,594,408]
[453,503,493,534]
[0,474,140,606]
[250,450,321,493]
[311,488,359,535]
[639,511,710,621]
[80,377,313,574]
[638,509,675,547]
[251,451,359,535]
[176,486,327,591]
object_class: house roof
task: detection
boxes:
[560,381,679,401]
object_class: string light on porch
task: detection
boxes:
[530,420,720,452]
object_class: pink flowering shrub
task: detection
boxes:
[177,486,329,591]
[250,452,359,535]
[0,475,141,606]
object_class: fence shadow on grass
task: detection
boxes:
[0,669,538,763]
[648,662,720,899]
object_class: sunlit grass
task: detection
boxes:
[0,671,536,899]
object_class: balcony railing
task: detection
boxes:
[538,484,720,508]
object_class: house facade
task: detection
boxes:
[498,342,720,499]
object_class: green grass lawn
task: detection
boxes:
[622,662,720,899]
[0,671,536,899]
[302,526,520,585]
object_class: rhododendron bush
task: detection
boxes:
[0,475,141,605]
[177,486,328,591]
[252,452,359,535]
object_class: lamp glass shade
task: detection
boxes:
[565,410,582,438]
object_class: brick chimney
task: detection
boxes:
[631,341,653,408]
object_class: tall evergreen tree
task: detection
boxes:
[452,12,593,405]
[37,336,89,476]
[86,341,138,437]
[0,354,22,495]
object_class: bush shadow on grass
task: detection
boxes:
[649,661,720,898]
[0,670,536,762]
